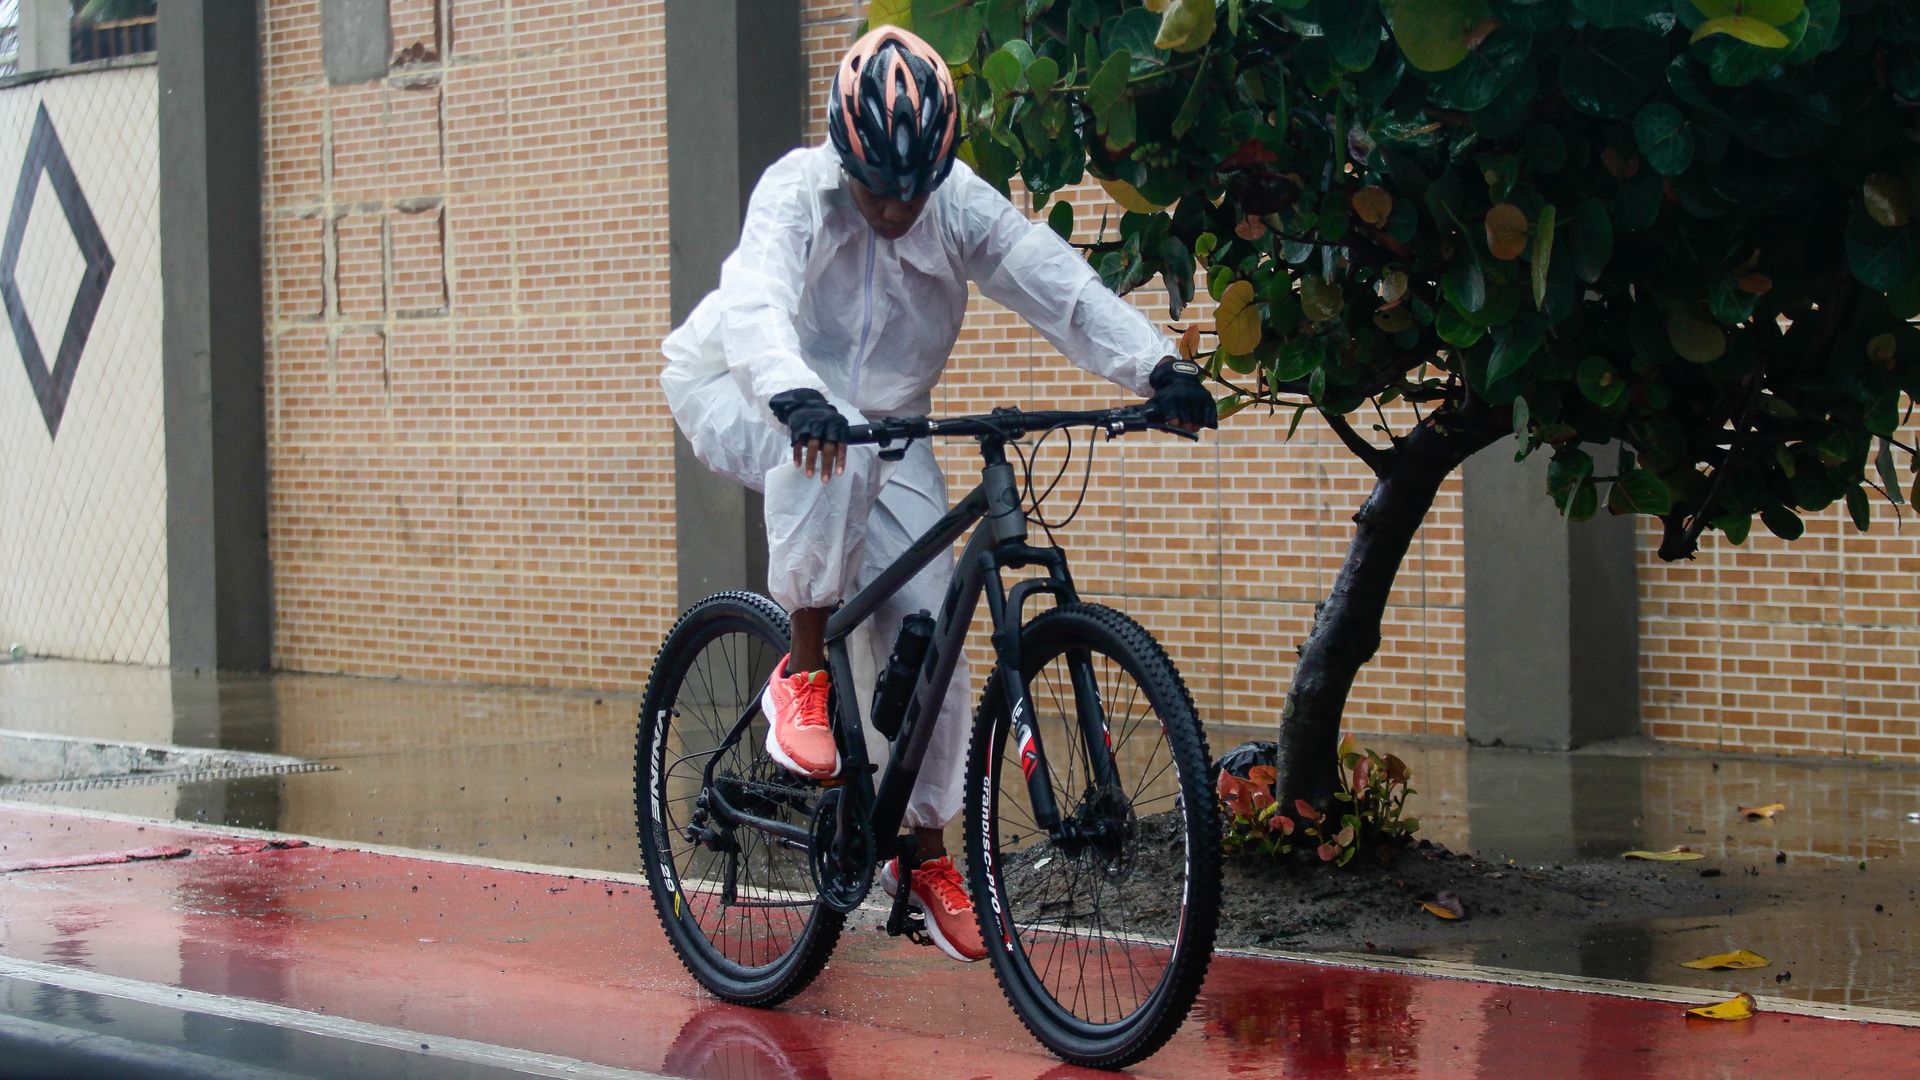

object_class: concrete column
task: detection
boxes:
[16,0,70,73]
[665,0,805,608]
[158,2,271,672]
[1462,444,1640,749]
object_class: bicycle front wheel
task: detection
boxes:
[965,602,1220,1068]
[635,591,842,1006]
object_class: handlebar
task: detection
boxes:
[843,405,1200,448]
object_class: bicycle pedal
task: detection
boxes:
[904,916,931,948]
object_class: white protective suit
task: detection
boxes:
[661,144,1175,828]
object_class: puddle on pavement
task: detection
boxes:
[3,659,1918,1013]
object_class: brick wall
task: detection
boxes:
[256,1,1917,765]
[261,0,678,686]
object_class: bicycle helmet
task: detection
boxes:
[828,26,959,201]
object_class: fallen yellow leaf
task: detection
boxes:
[1685,992,1756,1021]
[1681,950,1769,971]
[1738,802,1786,820]
[1420,901,1461,921]
[1623,847,1705,861]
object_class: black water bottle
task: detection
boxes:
[871,612,935,740]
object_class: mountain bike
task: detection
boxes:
[634,405,1220,1068]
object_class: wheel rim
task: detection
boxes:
[647,616,822,977]
[985,642,1194,1033]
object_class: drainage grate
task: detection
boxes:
[0,730,335,796]
[0,761,336,795]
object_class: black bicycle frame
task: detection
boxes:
[702,437,1120,865]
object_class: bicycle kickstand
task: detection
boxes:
[882,836,930,947]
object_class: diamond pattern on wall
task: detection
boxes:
[1,103,115,438]
[0,69,166,666]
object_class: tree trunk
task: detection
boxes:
[1276,416,1503,812]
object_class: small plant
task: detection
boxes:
[1217,736,1418,866]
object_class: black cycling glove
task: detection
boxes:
[1145,359,1218,430]
[768,388,850,447]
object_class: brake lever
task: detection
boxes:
[1147,421,1202,442]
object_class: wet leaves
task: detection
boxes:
[1420,890,1467,920]
[1685,992,1756,1021]
[1681,949,1769,970]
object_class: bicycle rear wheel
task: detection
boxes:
[635,591,842,1006]
[965,602,1220,1068]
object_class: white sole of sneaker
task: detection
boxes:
[759,683,839,780]
[879,862,982,965]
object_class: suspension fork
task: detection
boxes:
[985,567,1063,832]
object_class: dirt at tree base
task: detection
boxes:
[1206,838,1729,953]
[999,812,1736,955]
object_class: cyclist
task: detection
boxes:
[660,25,1216,963]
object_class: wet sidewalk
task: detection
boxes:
[4,805,1918,1079]
[5,657,1920,1075]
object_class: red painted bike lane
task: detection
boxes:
[1,806,1914,1078]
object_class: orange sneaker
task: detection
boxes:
[881,855,987,962]
[761,654,838,779]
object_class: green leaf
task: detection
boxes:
[1613,169,1664,233]
[1865,174,1912,229]
[1443,257,1487,315]
[1102,9,1168,73]
[1488,319,1545,382]
[1577,356,1626,406]
[1426,28,1533,112]
[1436,303,1486,348]
[1548,447,1595,506]
[1691,16,1791,48]
[1154,0,1216,53]
[1760,505,1804,541]
[910,0,983,64]
[1301,276,1345,322]
[1877,437,1903,501]
[1086,49,1131,116]
[1025,56,1058,102]
[1382,0,1493,73]
[1667,311,1727,363]
[1608,469,1673,515]
[1560,29,1668,119]
[869,0,914,29]
[1047,199,1074,241]
[1568,199,1615,283]
[1633,102,1696,176]
[983,47,1022,98]
[1847,211,1920,293]
[1323,0,1383,72]
[1847,486,1871,531]
[1171,53,1210,137]
[1273,337,1324,381]
[1532,204,1556,310]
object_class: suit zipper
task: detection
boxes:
[847,229,878,404]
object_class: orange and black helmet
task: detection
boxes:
[828,27,959,201]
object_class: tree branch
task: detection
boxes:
[1322,410,1393,475]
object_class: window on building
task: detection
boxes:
[0,1,21,78]
[70,0,153,64]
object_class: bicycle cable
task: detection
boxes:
[1009,420,1099,541]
